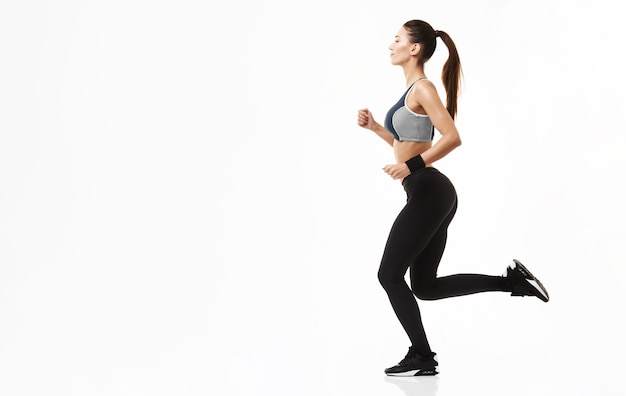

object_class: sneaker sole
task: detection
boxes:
[386,368,439,377]
[511,259,550,302]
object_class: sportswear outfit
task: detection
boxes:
[378,79,549,376]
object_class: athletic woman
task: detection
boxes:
[356,19,549,377]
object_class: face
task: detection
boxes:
[389,27,419,66]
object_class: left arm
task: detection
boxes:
[412,81,462,165]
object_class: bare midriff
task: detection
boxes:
[393,140,433,165]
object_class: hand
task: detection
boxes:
[357,108,376,130]
[383,163,410,180]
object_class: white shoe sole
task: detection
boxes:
[386,368,439,377]
[510,259,549,302]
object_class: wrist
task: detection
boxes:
[372,123,384,133]
[405,154,425,173]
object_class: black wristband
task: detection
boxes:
[405,154,425,173]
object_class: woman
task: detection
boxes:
[357,19,549,377]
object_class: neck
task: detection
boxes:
[402,65,426,87]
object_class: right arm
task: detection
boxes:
[357,108,394,147]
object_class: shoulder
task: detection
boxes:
[410,78,438,98]
[408,78,440,107]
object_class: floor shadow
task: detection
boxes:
[384,375,439,396]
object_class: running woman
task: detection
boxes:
[357,19,549,377]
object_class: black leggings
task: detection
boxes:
[378,167,510,355]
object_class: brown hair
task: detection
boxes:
[403,20,463,119]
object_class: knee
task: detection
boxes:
[378,268,399,291]
[377,268,390,289]
[411,281,437,301]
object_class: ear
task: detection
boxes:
[410,43,421,56]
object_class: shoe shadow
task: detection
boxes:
[384,376,439,396]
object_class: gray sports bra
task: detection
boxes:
[383,78,435,142]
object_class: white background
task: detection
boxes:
[1,0,625,395]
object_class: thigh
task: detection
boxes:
[378,204,425,280]
[410,199,457,286]
[379,187,456,280]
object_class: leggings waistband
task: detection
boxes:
[402,167,440,186]
[401,167,455,197]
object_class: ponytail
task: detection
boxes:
[435,30,462,120]
[403,21,463,119]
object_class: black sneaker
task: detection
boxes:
[384,347,439,376]
[505,259,549,302]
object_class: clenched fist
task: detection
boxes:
[357,108,376,130]
[383,163,410,180]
